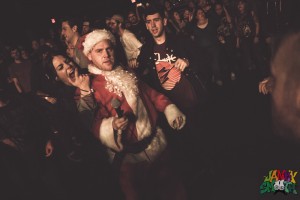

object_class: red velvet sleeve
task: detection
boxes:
[140,81,172,112]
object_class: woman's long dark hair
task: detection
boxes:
[42,50,81,98]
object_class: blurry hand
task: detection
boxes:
[259,77,273,95]
[175,58,189,72]
[112,116,129,131]
[128,58,138,69]
[2,138,18,149]
[68,68,91,93]
[45,96,57,104]
[45,140,54,157]
[172,116,185,130]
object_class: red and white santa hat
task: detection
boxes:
[82,29,116,56]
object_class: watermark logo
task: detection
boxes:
[260,170,298,195]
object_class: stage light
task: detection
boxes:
[51,18,56,24]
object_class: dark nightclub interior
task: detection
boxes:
[0,0,300,200]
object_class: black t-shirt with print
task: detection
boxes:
[153,42,198,112]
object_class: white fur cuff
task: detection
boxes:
[164,104,186,130]
[99,117,121,151]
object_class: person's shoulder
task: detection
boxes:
[123,29,138,39]
[140,38,154,52]
[8,61,17,67]
[168,33,192,44]
[124,29,133,34]
[24,59,33,66]
[209,16,219,27]
[90,73,106,83]
[8,62,20,72]
[87,73,99,81]
[77,35,87,51]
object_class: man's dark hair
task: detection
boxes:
[9,45,20,52]
[143,5,165,19]
[43,50,67,81]
[127,10,136,17]
[93,19,106,29]
[195,7,207,18]
[61,16,82,34]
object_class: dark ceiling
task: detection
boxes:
[0,0,136,44]
[1,0,299,46]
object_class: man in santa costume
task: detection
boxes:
[83,29,188,200]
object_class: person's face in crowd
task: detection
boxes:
[183,9,191,20]
[61,21,77,43]
[109,19,119,34]
[82,21,90,35]
[198,0,207,8]
[196,9,206,20]
[188,1,195,9]
[10,49,21,61]
[128,13,138,25]
[164,0,172,10]
[215,4,223,16]
[87,40,115,71]
[40,38,46,46]
[32,40,40,50]
[145,13,167,38]
[173,11,181,20]
[105,18,112,28]
[66,42,75,58]
[125,21,131,29]
[237,1,245,13]
[222,0,229,5]
[52,55,76,86]
[21,50,29,60]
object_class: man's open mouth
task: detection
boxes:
[152,29,158,34]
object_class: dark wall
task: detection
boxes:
[0,0,134,46]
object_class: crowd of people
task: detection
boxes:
[0,0,298,199]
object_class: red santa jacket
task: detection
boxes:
[89,65,185,163]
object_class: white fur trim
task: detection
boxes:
[89,65,152,140]
[164,104,186,130]
[88,65,138,97]
[120,30,142,60]
[98,117,122,152]
[82,29,116,56]
[126,90,152,140]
